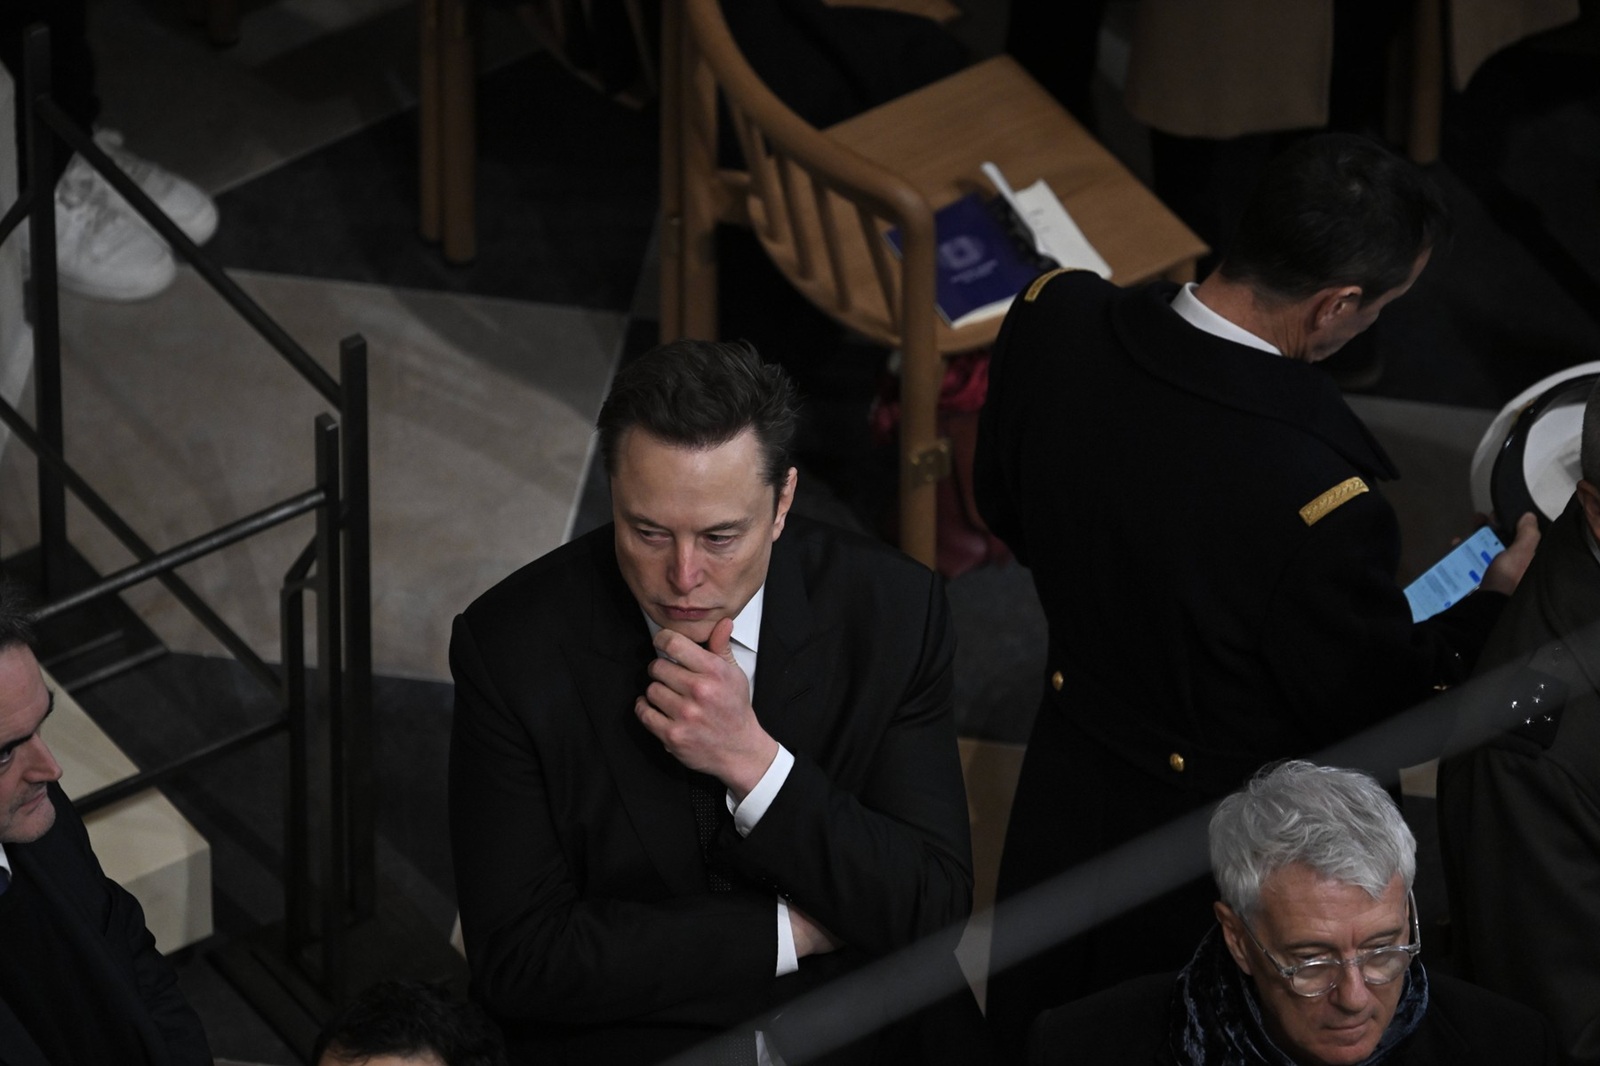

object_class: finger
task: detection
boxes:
[645,679,696,720]
[707,616,736,661]
[634,696,668,737]
[652,626,695,661]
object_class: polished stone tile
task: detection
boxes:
[2,268,624,680]
[90,0,533,195]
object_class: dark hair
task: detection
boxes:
[313,981,507,1066]
[596,339,800,490]
[0,581,36,653]
[1218,133,1448,306]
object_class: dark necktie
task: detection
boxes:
[689,771,735,892]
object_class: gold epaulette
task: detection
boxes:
[1023,267,1081,303]
[1299,476,1368,526]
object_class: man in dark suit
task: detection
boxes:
[0,589,212,1065]
[1028,761,1559,1066]
[449,340,977,1065]
[1438,379,1600,1065]
[975,133,1540,1056]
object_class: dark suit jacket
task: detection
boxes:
[1026,970,1560,1065]
[449,516,975,1065]
[1439,495,1600,1063]
[0,782,211,1066]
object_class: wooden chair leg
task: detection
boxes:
[439,0,478,263]
[898,334,944,570]
[676,26,720,341]
[1407,0,1444,165]
[419,0,444,245]
[207,0,241,46]
[659,0,685,340]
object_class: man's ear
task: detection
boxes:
[1215,902,1255,976]
[772,467,798,539]
[1577,480,1600,541]
[1310,285,1364,331]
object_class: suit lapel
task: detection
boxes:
[571,542,707,893]
[752,531,836,756]
[12,840,173,1066]
[0,998,49,1066]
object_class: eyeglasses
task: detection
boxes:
[1240,890,1421,998]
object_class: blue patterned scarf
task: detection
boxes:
[1167,926,1429,1065]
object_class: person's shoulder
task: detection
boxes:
[1027,973,1174,1065]
[1000,267,1148,336]
[783,514,936,588]
[1408,972,1559,1062]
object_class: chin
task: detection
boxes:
[1309,1030,1381,1065]
[10,798,57,844]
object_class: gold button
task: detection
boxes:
[1050,670,1064,691]
[1169,753,1186,773]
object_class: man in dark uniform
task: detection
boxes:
[975,132,1539,1056]
[1437,379,1600,1066]
[0,588,212,1065]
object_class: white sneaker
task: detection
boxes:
[46,161,177,301]
[88,129,219,247]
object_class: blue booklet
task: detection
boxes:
[886,193,1058,328]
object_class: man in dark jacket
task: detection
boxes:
[977,132,1540,1054]
[1029,761,1558,1066]
[0,588,212,1065]
[450,340,982,1064]
[1438,378,1600,1065]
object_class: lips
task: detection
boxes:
[662,605,711,621]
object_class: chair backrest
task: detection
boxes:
[680,0,940,351]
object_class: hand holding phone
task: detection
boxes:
[1404,526,1505,622]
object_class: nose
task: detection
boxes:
[667,542,704,594]
[1328,961,1373,1011]
[22,734,62,784]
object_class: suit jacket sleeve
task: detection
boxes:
[1259,489,1505,748]
[717,564,972,957]
[45,785,212,1066]
[449,612,778,1030]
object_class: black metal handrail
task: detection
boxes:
[1,23,375,1008]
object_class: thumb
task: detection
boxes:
[708,616,736,661]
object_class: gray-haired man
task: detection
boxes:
[1029,761,1556,1065]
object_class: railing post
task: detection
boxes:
[312,413,347,1000]
[339,335,375,920]
[282,570,311,954]
[23,25,67,599]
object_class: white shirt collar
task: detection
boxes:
[0,842,11,876]
[1172,282,1282,356]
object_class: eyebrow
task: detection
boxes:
[1281,924,1405,954]
[0,690,54,759]
[624,512,755,536]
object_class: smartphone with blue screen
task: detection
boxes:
[1403,526,1505,622]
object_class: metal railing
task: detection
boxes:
[0,24,374,1002]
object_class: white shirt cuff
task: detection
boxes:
[774,896,799,977]
[728,744,794,836]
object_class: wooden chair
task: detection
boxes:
[417,0,660,263]
[662,0,1206,569]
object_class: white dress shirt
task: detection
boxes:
[1172,281,1282,354]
